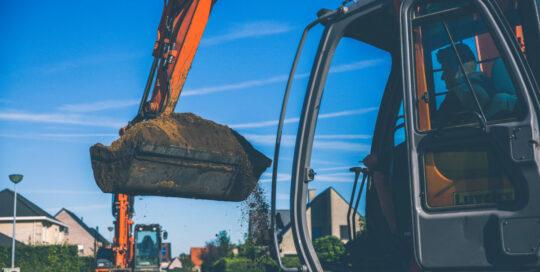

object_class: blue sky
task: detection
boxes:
[0,0,390,255]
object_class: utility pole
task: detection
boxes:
[6,174,23,272]
[94,226,99,258]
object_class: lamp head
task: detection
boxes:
[9,174,23,184]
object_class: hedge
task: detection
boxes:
[211,256,278,272]
[0,245,94,272]
[212,257,264,272]
[281,256,301,269]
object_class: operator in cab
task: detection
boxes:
[435,43,517,127]
[140,235,156,256]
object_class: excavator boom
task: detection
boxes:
[137,0,216,120]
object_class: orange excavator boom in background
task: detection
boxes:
[112,194,134,270]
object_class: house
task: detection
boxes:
[167,257,183,270]
[190,247,207,272]
[160,242,172,269]
[54,208,109,256]
[0,189,68,245]
[275,187,365,256]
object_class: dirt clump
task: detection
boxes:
[90,113,271,201]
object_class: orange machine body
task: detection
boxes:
[145,0,215,116]
[113,193,134,269]
[95,193,134,272]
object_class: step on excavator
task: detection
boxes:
[90,0,540,271]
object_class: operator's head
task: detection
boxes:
[437,43,476,82]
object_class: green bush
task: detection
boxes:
[0,245,94,272]
[313,236,346,267]
[78,256,96,272]
[281,255,301,269]
[212,257,264,272]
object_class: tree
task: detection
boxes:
[201,230,233,272]
[313,236,346,268]
[174,253,194,272]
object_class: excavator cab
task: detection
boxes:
[271,0,540,271]
[133,224,164,272]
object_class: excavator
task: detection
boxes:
[95,194,134,272]
[269,0,540,271]
[90,0,540,271]
[95,194,168,272]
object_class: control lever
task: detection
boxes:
[347,166,368,240]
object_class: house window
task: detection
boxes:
[339,225,350,241]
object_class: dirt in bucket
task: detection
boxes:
[91,113,272,201]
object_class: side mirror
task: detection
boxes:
[163,231,168,240]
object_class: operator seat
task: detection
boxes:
[486,58,518,119]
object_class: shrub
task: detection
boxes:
[313,236,346,267]
[281,255,301,269]
[0,245,92,272]
[212,257,264,272]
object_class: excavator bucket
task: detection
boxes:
[90,113,271,201]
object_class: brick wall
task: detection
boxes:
[0,220,67,245]
[55,211,102,256]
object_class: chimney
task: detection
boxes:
[308,189,317,203]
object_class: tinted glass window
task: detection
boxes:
[306,33,390,268]
[135,230,160,267]
[411,2,521,210]
[423,143,515,209]
[413,3,525,131]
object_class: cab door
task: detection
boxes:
[400,0,540,269]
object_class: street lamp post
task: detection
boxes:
[9,174,23,270]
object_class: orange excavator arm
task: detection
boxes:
[131,0,216,125]
[112,193,134,269]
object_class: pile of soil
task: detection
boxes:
[90,113,271,201]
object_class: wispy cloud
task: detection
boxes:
[229,107,378,129]
[316,166,356,172]
[183,75,288,96]
[182,59,384,97]
[0,133,117,141]
[260,173,291,183]
[58,99,139,113]
[313,141,370,152]
[0,111,124,128]
[55,59,385,109]
[244,134,371,146]
[329,59,384,73]
[314,173,354,183]
[37,52,142,75]
[201,21,293,46]
[22,189,102,195]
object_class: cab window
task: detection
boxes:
[411,1,523,209]
[423,144,515,209]
[413,1,525,131]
